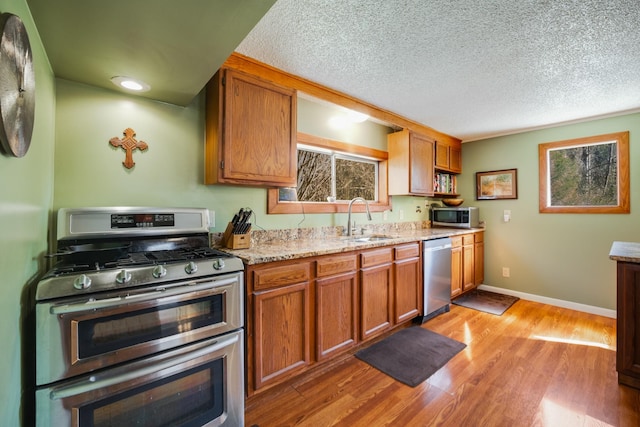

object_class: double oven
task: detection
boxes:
[35,207,245,427]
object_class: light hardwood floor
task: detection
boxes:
[245,299,640,427]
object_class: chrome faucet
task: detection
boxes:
[347,197,372,236]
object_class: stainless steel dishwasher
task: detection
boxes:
[419,237,452,322]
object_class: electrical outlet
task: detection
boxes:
[208,210,215,228]
[383,210,388,221]
[502,267,510,278]
[399,209,404,220]
[503,210,511,222]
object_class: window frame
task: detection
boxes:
[538,131,630,213]
[267,132,389,214]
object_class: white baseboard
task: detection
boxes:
[477,284,617,319]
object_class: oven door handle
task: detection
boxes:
[48,332,239,400]
[50,276,239,314]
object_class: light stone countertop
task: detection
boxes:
[218,226,483,265]
[609,241,640,263]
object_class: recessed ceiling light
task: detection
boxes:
[111,76,150,92]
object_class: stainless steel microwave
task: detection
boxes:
[431,207,480,228]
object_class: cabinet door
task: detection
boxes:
[394,256,421,323]
[207,68,297,186]
[434,140,450,170]
[451,245,462,297]
[617,262,640,388]
[388,130,434,196]
[462,234,475,292]
[474,233,484,286]
[360,262,393,340]
[316,271,358,361]
[253,282,311,391]
[449,144,462,173]
[409,133,434,195]
[435,139,462,173]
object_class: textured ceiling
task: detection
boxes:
[237,0,640,141]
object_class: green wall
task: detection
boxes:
[460,112,640,311]
[54,80,430,233]
[0,0,55,425]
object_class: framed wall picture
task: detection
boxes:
[476,169,518,200]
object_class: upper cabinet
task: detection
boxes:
[205,68,297,187]
[205,53,462,193]
[434,139,462,174]
[387,129,434,196]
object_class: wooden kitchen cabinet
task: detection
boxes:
[394,243,422,323]
[315,254,358,361]
[435,139,462,173]
[246,242,424,395]
[474,232,484,286]
[360,247,394,340]
[388,129,435,196]
[451,231,484,297]
[462,234,475,292]
[248,261,312,392]
[450,236,463,297]
[205,68,297,187]
[615,261,640,389]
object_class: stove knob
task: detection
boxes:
[73,274,92,290]
[116,269,132,284]
[212,258,225,270]
[153,265,167,278]
[185,261,198,275]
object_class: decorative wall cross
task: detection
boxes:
[109,128,148,169]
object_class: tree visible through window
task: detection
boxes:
[549,142,617,206]
[295,146,378,202]
[538,131,629,213]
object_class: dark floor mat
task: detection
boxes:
[355,327,466,387]
[452,289,519,315]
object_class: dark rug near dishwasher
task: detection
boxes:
[355,327,466,387]
[452,289,520,315]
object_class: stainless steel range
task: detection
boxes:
[35,207,245,427]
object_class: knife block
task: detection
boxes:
[222,222,251,249]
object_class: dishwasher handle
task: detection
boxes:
[423,237,453,252]
[424,243,451,251]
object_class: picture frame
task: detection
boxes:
[476,169,518,200]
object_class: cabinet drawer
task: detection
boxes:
[395,243,420,260]
[462,234,474,246]
[475,232,484,243]
[450,236,463,247]
[361,248,393,268]
[316,254,357,278]
[253,263,311,291]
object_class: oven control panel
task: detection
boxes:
[111,213,175,228]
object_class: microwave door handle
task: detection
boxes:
[50,276,239,315]
[49,332,239,400]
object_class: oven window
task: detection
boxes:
[77,295,224,359]
[79,359,224,427]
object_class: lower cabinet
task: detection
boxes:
[462,234,475,292]
[394,243,422,323]
[248,261,312,393]
[316,254,358,361]
[360,247,394,340]
[451,231,484,298]
[615,261,640,389]
[474,232,484,285]
[246,242,422,395]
